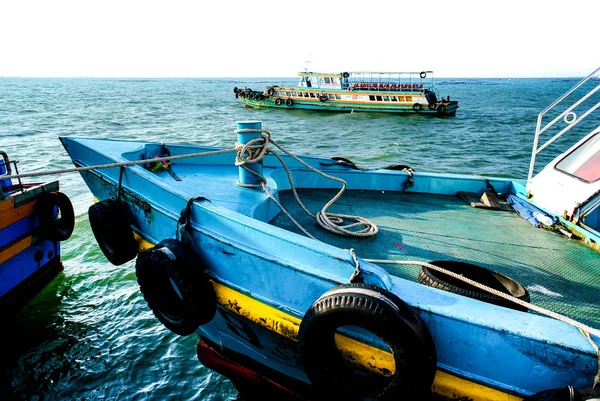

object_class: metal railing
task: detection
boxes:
[527,67,600,184]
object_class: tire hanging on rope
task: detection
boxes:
[36,191,75,242]
[136,238,216,336]
[298,283,437,401]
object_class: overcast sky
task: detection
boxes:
[1,0,598,78]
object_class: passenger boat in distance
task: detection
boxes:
[0,152,74,316]
[61,68,600,401]
[234,70,459,116]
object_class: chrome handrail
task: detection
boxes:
[527,67,600,185]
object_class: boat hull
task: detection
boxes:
[60,136,599,401]
[238,89,458,116]
[0,181,64,316]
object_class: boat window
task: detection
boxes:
[383,96,390,101]
[406,96,412,102]
[304,92,310,98]
[324,77,331,84]
[376,96,383,101]
[391,97,398,102]
[335,94,341,99]
[555,133,600,182]
[369,95,376,101]
[328,94,334,99]
[285,91,290,96]
[309,93,315,98]
[398,96,405,102]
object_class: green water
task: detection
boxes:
[1,77,599,400]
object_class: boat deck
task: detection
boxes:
[270,189,600,328]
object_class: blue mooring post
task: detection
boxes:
[236,121,263,187]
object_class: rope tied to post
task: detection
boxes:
[233,128,378,239]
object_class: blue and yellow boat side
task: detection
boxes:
[235,70,459,116]
[0,152,74,316]
[58,107,600,400]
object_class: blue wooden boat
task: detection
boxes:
[58,70,600,401]
[234,70,459,116]
[0,151,74,316]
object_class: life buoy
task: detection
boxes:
[136,238,216,336]
[299,283,437,400]
[419,71,427,79]
[413,103,422,112]
[36,191,75,242]
[274,98,282,106]
[418,261,530,311]
[266,87,275,96]
[342,72,350,78]
[88,199,139,265]
[285,98,293,106]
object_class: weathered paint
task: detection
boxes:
[0,235,33,265]
[212,279,524,398]
[0,198,36,229]
[65,135,599,400]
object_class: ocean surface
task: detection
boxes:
[1,76,599,400]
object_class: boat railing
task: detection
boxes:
[527,67,600,184]
[0,151,23,198]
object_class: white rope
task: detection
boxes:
[364,257,600,389]
[364,258,600,339]
[234,128,379,238]
[0,148,238,180]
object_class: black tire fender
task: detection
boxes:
[36,191,75,242]
[413,103,422,112]
[437,104,447,115]
[274,98,282,106]
[88,199,139,265]
[420,71,427,79]
[136,238,216,336]
[266,87,275,96]
[298,283,436,401]
[418,261,530,311]
[285,98,293,106]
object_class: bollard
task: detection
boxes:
[236,121,263,187]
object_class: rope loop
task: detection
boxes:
[235,129,271,166]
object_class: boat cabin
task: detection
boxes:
[529,129,600,232]
[527,69,600,235]
[297,71,436,92]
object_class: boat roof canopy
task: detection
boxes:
[298,71,434,76]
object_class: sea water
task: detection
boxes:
[0,76,598,400]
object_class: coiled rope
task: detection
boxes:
[234,128,378,238]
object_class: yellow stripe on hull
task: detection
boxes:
[0,235,33,265]
[211,280,523,400]
[0,198,36,230]
[100,212,520,400]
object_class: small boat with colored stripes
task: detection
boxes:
[234,70,459,116]
[0,152,74,316]
[59,68,600,401]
